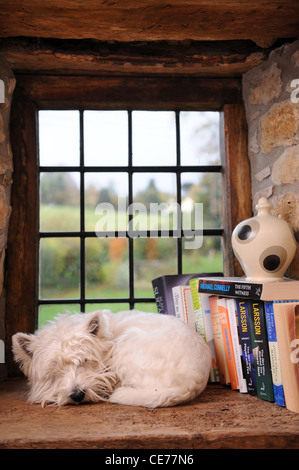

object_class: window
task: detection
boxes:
[6,75,251,375]
[38,109,223,326]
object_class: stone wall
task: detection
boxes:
[243,40,299,279]
[0,58,15,380]
[0,42,298,382]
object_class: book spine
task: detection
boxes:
[181,286,190,325]
[152,277,168,315]
[209,296,230,385]
[182,286,195,329]
[200,293,220,383]
[247,300,275,402]
[226,298,248,393]
[236,299,257,396]
[217,298,239,390]
[264,301,285,407]
[273,301,299,413]
[172,286,184,321]
[198,278,263,300]
[189,279,206,338]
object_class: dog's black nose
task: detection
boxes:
[70,389,85,403]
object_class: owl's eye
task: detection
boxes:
[237,224,252,240]
[259,246,287,273]
[235,220,260,244]
[263,254,281,271]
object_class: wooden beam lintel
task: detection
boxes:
[13,75,242,110]
[0,1,298,42]
[0,37,270,78]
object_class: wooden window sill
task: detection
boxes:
[0,379,298,449]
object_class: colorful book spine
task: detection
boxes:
[247,300,275,402]
[200,293,220,383]
[189,280,220,382]
[198,277,263,299]
[226,298,248,393]
[273,301,299,413]
[182,286,196,329]
[152,272,223,316]
[264,301,285,407]
[236,299,257,396]
[209,296,230,385]
[197,276,299,301]
[217,298,239,390]
[189,279,205,337]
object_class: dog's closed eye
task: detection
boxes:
[75,358,98,369]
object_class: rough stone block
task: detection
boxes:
[252,186,273,208]
[271,192,299,279]
[248,62,282,106]
[255,166,271,182]
[292,49,299,67]
[260,100,299,153]
[271,146,299,184]
[249,130,259,154]
[272,192,299,232]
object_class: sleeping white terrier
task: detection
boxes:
[12,310,211,408]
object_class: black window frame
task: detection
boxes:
[38,109,223,314]
[6,74,251,375]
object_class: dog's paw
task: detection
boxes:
[109,387,138,406]
[109,386,190,408]
[109,386,161,407]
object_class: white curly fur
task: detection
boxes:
[12,310,211,408]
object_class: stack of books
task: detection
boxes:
[152,274,299,413]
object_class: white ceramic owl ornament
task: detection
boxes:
[231,197,297,282]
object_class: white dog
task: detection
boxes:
[12,310,211,408]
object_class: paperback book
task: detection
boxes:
[264,301,285,406]
[247,300,275,402]
[152,273,299,413]
[152,272,222,317]
[217,298,239,390]
[209,295,230,386]
[273,301,299,413]
[196,276,299,301]
[236,299,257,396]
[189,279,220,383]
[226,298,248,393]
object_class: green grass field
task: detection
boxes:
[39,204,223,326]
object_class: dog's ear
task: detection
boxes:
[12,333,35,374]
[86,311,101,336]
